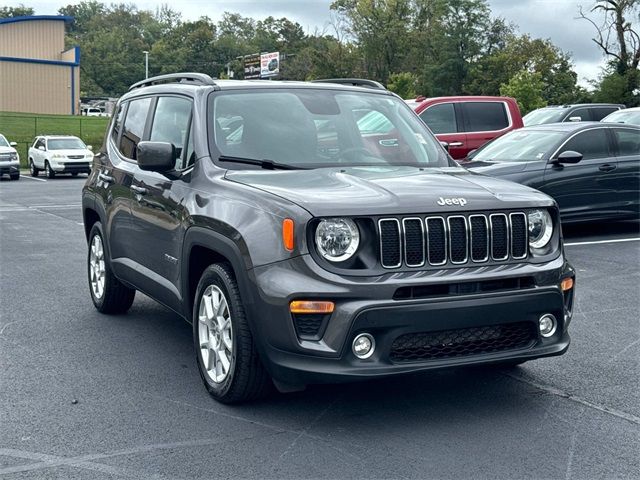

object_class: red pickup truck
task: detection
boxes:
[406,96,524,160]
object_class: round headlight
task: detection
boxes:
[315,218,360,262]
[528,209,553,249]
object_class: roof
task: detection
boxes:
[534,103,626,110]
[522,121,639,133]
[0,15,73,26]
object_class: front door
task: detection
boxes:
[418,102,468,159]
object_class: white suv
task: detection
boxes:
[28,136,93,178]
[0,134,20,181]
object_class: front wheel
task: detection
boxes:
[45,161,55,179]
[193,263,270,404]
[87,222,135,314]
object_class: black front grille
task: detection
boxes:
[379,219,401,268]
[390,322,537,362]
[67,155,85,159]
[379,212,529,269]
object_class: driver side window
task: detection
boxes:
[559,129,609,161]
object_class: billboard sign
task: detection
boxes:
[260,52,280,78]
[243,54,260,79]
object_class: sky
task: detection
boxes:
[10,0,609,87]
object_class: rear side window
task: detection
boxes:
[149,96,193,170]
[119,97,152,160]
[612,128,640,156]
[559,129,610,160]
[419,103,457,134]
[462,102,509,132]
[591,107,619,121]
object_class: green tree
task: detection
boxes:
[387,72,418,98]
[0,4,34,18]
[500,70,546,114]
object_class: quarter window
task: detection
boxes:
[461,102,509,132]
[119,97,152,160]
[111,104,125,146]
[612,128,640,156]
[559,129,609,160]
[149,96,193,170]
[419,103,457,134]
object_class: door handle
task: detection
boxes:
[131,185,148,195]
[599,164,616,172]
[98,172,114,183]
[449,142,464,147]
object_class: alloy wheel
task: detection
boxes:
[198,285,233,383]
[89,234,106,299]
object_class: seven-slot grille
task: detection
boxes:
[379,212,528,269]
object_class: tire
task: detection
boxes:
[72,172,79,177]
[29,159,38,177]
[193,263,271,404]
[87,222,135,314]
[45,161,55,179]
[10,173,19,181]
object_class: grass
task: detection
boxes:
[0,112,109,168]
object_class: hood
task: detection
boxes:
[225,166,553,217]
[462,160,532,175]
[0,146,17,154]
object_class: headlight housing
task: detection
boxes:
[315,218,360,262]
[9,153,18,161]
[528,209,553,249]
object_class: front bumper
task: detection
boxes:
[0,161,19,175]
[51,161,91,173]
[245,254,575,385]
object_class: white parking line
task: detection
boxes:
[18,176,47,182]
[565,237,640,246]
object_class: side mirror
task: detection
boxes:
[9,141,17,147]
[568,116,582,122]
[87,145,93,151]
[439,141,449,152]
[38,146,45,151]
[136,141,176,173]
[554,150,583,164]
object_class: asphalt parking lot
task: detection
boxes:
[1,175,638,479]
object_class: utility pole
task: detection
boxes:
[143,51,149,79]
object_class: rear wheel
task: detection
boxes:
[88,222,135,314]
[29,159,39,177]
[45,161,55,179]
[193,263,270,404]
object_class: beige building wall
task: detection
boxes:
[0,20,66,59]
[0,61,77,115]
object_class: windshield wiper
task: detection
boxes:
[218,155,306,170]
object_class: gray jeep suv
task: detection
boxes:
[82,74,575,403]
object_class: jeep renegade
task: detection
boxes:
[82,74,576,404]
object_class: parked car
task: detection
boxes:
[82,107,109,117]
[82,73,575,404]
[523,104,625,126]
[28,135,93,178]
[464,122,640,223]
[406,96,523,160]
[0,133,20,180]
[602,106,640,126]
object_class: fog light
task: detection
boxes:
[539,314,557,338]
[352,333,375,359]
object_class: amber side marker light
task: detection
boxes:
[290,301,335,314]
[561,277,574,292]
[282,218,295,251]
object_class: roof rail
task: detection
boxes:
[311,78,386,90]
[128,73,216,91]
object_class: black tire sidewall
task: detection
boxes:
[193,266,239,398]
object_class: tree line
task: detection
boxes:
[2,0,638,111]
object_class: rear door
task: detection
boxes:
[610,126,640,217]
[459,101,511,156]
[542,127,618,220]
[417,102,467,159]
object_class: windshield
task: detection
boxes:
[0,135,9,147]
[602,109,640,125]
[472,130,565,162]
[48,138,86,150]
[209,89,450,169]
[523,108,566,126]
